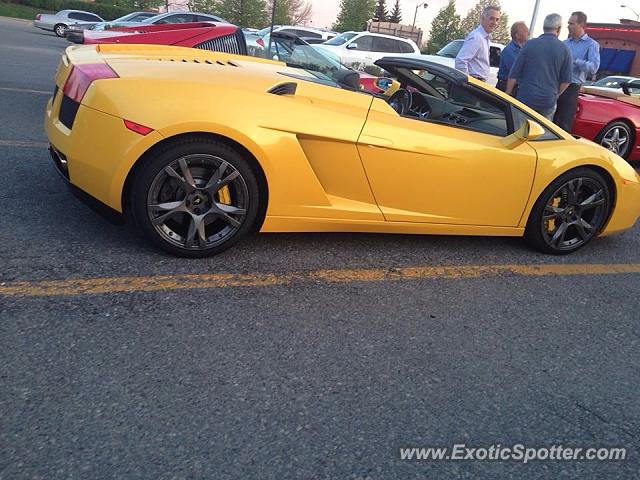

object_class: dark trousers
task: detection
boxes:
[496,79,517,97]
[554,83,580,132]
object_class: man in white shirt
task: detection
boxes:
[455,5,502,82]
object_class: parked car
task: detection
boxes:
[34,9,104,37]
[314,31,421,70]
[573,87,640,161]
[245,25,338,56]
[68,11,228,44]
[582,76,640,96]
[65,11,156,42]
[418,39,504,86]
[79,22,246,57]
[45,49,639,257]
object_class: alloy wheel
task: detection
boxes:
[146,154,249,251]
[601,125,629,156]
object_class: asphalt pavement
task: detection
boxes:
[1,17,639,479]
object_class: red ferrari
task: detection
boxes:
[78,22,247,55]
[573,87,640,162]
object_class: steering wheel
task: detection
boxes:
[387,88,412,115]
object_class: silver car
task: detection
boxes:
[34,9,105,37]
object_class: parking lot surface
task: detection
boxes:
[1,17,639,479]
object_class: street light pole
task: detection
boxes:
[412,2,428,30]
[621,4,640,21]
[529,0,541,38]
[267,0,276,55]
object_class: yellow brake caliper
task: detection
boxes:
[216,185,231,205]
[545,197,561,233]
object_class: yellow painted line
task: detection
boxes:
[0,140,48,148]
[0,86,50,95]
[1,264,639,298]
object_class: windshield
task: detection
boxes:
[436,40,464,58]
[256,35,342,82]
[324,32,357,46]
[592,77,632,88]
[255,26,279,37]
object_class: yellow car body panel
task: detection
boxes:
[45,45,640,245]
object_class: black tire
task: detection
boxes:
[54,24,67,37]
[524,168,612,254]
[595,120,633,159]
[131,138,260,257]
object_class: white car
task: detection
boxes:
[314,31,421,70]
[245,25,338,56]
[34,9,104,37]
[417,39,505,86]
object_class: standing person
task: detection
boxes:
[496,21,529,93]
[455,5,502,82]
[554,11,600,131]
[507,13,572,120]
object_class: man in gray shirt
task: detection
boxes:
[507,13,573,119]
[455,5,502,82]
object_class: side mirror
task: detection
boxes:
[346,42,358,50]
[501,119,545,149]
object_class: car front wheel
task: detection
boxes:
[131,138,260,257]
[596,121,633,159]
[525,168,612,254]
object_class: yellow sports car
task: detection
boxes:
[45,44,640,257]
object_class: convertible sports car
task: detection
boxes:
[45,45,640,257]
[573,86,640,161]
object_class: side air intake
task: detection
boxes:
[268,82,297,96]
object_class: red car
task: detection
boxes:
[79,22,247,55]
[573,87,640,162]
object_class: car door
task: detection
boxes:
[342,34,374,67]
[357,61,539,227]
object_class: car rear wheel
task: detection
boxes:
[131,139,260,257]
[524,168,611,254]
[54,23,67,37]
[595,121,633,159]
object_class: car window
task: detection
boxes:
[372,36,400,53]
[351,35,373,51]
[397,40,415,53]
[299,30,321,38]
[156,14,195,24]
[511,106,561,141]
[436,40,464,58]
[197,14,220,22]
[67,12,83,20]
[489,47,501,68]
[399,68,510,137]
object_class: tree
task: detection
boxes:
[425,0,461,54]
[388,0,401,23]
[333,0,376,32]
[459,0,510,45]
[374,0,387,22]
[266,0,312,26]
[217,0,268,27]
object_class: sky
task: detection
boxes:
[309,0,631,37]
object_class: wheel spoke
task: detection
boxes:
[550,222,568,247]
[216,203,246,216]
[543,205,563,220]
[575,217,593,241]
[579,190,604,209]
[185,215,207,248]
[565,179,582,204]
[205,160,230,190]
[152,209,182,225]
[149,201,184,212]
[219,212,241,228]
[165,164,195,193]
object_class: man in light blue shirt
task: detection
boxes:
[554,11,600,131]
[496,21,528,92]
[455,5,502,82]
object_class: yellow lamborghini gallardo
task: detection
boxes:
[45,44,640,257]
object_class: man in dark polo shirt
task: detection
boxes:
[554,11,600,131]
[496,21,528,92]
[506,13,572,119]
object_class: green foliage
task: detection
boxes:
[11,0,135,20]
[332,0,375,32]
[388,0,400,23]
[216,0,268,27]
[0,0,52,19]
[459,0,510,45]
[425,0,461,54]
[373,0,386,22]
